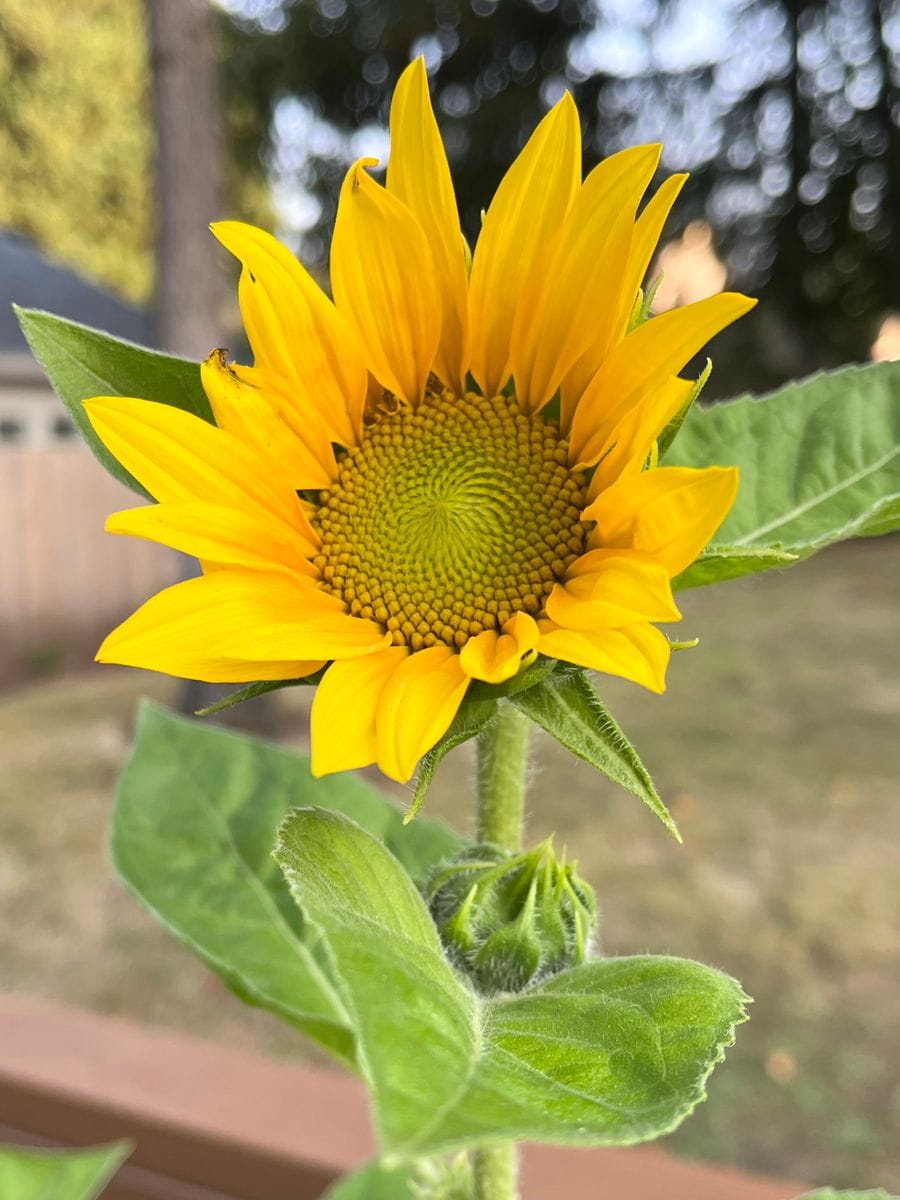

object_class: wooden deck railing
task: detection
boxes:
[0,994,805,1199]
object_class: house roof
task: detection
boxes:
[0,230,154,357]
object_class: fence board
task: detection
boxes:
[1,446,177,653]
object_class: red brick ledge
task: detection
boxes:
[0,994,804,1199]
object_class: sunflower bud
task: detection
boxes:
[426,839,597,994]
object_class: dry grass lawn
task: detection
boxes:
[1,538,898,1191]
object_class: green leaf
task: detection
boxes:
[14,306,211,498]
[0,1141,130,1200]
[321,1162,418,1199]
[795,1192,899,1199]
[667,361,900,588]
[274,809,747,1159]
[111,701,463,1065]
[510,668,678,840]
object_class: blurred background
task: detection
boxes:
[0,0,898,1192]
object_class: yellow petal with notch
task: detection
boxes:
[459,611,540,684]
[311,647,410,776]
[375,644,470,782]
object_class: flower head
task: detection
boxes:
[85,59,753,783]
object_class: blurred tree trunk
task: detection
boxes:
[146,0,224,358]
[145,0,274,731]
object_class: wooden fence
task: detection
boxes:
[0,994,807,1200]
[0,445,177,668]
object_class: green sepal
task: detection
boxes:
[510,667,678,840]
[111,701,464,1068]
[657,356,712,460]
[14,306,211,498]
[274,808,748,1159]
[408,696,496,824]
[408,657,558,822]
[194,669,325,716]
[0,1141,130,1200]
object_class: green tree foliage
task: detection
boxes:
[221,0,900,393]
[0,0,154,302]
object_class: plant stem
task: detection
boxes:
[472,1144,519,1200]
[476,702,529,851]
[473,702,530,1200]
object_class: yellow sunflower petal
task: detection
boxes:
[568,292,756,464]
[96,572,392,683]
[468,93,581,397]
[546,552,680,629]
[586,465,740,577]
[511,144,660,413]
[386,58,469,393]
[83,397,312,542]
[621,173,688,322]
[201,351,336,490]
[331,158,441,405]
[580,375,693,488]
[537,620,670,693]
[375,644,470,782]
[310,647,409,776]
[211,221,366,445]
[558,172,685,430]
[459,611,540,684]
[106,501,319,575]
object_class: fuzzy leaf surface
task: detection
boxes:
[511,669,677,838]
[667,361,900,588]
[112,702,462,1065]
[0,1142,130,1200]
[275,808,748,1158]
[15,306,211,497]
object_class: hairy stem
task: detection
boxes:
[472,1144,519,1200]
[476,702,529,850]
[473,702,530,1200]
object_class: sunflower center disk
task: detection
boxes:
[311,390,589,651]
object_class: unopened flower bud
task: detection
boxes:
[425,839,597,994]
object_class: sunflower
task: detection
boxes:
[85,58,754,783]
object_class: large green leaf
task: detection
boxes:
[667,361,900,589]
[111,702,463,1065]
[15,306,211,498]
[275,808,747,1159]
[0,1142,129,1200]
[511,669,678,839]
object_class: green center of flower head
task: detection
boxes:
[311,388,590,650]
